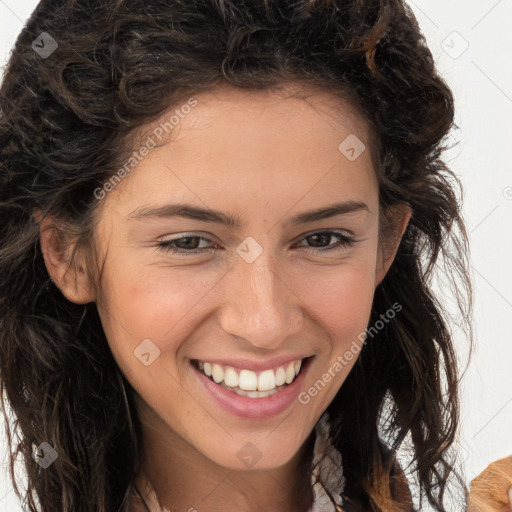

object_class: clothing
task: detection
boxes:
[309,411,346,512]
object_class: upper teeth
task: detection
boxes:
[197,359,303,391]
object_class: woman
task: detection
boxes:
[0,0,507,510]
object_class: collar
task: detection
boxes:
[309,411,346,512]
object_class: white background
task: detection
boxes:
[0,1,511,510]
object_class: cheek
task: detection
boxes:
[96,256,216,363]
[298,255,377,335]
[95,261,209,414]
[308,270,373,319]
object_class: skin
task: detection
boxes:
[39,83,411,512]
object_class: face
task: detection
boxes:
[59,84,407,472]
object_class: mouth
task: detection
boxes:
[190,356,314,399]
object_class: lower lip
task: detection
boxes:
[191,358,311,420]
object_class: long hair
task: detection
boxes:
[0,0,472,510]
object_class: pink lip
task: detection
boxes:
[191,354,311,373]
[191,357,313,420]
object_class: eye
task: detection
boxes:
[294,230,356,253]
[156,230,356,256]
[156,235,217,255]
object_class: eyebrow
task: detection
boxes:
[128,200,369,228]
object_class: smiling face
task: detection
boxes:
[41,83,410,484]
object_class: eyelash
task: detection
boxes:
[156,230,356,256]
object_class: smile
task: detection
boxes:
[192,358,304,398]
[190,355,315,420]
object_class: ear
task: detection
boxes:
[35,210,96,304]
[375,203,412,288]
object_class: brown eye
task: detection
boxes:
[295,231,356,253]
[157,235,216,255]
[155,230,356,256]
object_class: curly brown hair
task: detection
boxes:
[0,0,472,510]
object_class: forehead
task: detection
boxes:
[97,83,378,224]
[149,82,373,148]
[137,83,375,178]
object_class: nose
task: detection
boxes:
[218,249,304,350]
